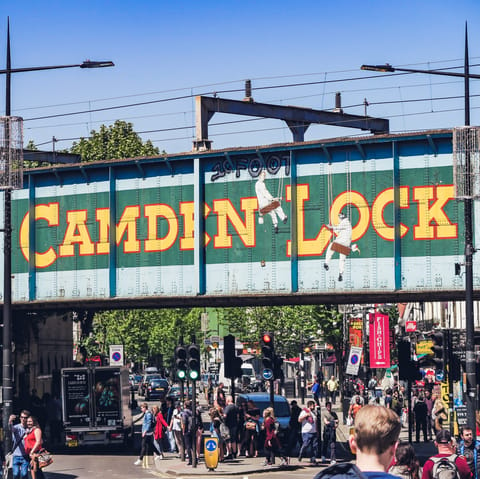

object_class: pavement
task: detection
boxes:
[137,396,438,477]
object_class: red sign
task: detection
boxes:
[369,313,390,368]
[405,320,417,332]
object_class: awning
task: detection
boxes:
[323,355,337,364]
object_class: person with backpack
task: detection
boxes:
[313,405,401,479]
[456,427,480,479]
[421,429,472,479]
[181,400,194,466]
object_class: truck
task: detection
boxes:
[61,366,133,447]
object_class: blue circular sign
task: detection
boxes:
[263,368,273,380]
[205,439,217,451]
[112,352,122,361]
[435,370,445,382]
[350,354,360,365]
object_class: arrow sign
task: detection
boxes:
[263,368,273,380]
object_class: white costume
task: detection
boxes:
[255,171,287,233]
[324,213,358,281]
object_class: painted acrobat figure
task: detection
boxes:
[323,212,359,282]
[255,170,287,233]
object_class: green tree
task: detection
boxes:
[70,120,160,162]
[84,308,202,369]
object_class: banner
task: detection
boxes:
[369,313,390,368]
[346,346,363,376]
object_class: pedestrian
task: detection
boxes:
[181,400,194,465]
[242,400,260,458]
[152,405,169,460]
[313,404,402,479]
[170,402,185,461]
[326,376,339,405]
[9,410,31,479]
[392,390,404,417]
[432,398,448,434]
[209,402,225,462]
[164,397,176,453]
[215,383,226,409]
[348,396,363,423]
[421,429,472,479]
[195,406,204,462]
[456,426,480,479]
[24,416,45,479]
[134,403,155,466]
[298,400,319,464]
[287,400,302,456]
[388,442,422,479]
[413,395,429,443]
[263,407,288,467]
[424,390,435,441]
[223,395,239,459]
[322,401,339,464]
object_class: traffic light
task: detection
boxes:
[398,340,423,381]
[187,344,201,381]
[273,355,284,380]
[224,335,243,379]
[175,345,187,380]
[431,331,446,370]
[261,332,275,371]
[398,340,412,381]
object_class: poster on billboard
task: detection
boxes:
[369,313,391,368]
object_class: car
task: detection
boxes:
[138,373,162,396]
[235,392,291,445]
[167,384,195,402]
[145,378,170,401]
[129,374,143,391]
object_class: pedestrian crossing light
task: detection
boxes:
[188,344,201,381]
[175,345,187,380]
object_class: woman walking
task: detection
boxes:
[24,416,45,479]
[263,407,288,467]
[152,405,169,460]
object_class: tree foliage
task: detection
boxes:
[70,120,160,162]
[80,308,202,368]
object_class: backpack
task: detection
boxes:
[313,463,368,479]
[430,454,461,479]
[312,382,319,394]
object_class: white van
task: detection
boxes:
[218,362,257,391]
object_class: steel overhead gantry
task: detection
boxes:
[193,95,389,151]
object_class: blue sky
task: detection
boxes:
[1,1,479,155]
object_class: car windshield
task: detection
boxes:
[150,379,168,387]
[238,398,290,417]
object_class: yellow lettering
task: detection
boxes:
[19,203,60,268]
[212,198,257,248]
[287,184,331,257]
[96,208,110,254]
[413,185,457,240]
[59,210,95,257]
[371,187,409,240]
[116,205,141,252]
[144,204,179,252]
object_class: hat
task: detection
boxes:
[436,429,452,443]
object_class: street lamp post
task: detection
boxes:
[1,19,113,450]
[361,25,478,437]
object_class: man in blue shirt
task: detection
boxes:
[9,410,31,479]
[456,426,480,479]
